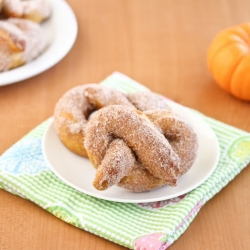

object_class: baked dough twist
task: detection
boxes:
[0,17,47,72]
[2,0,51,23]
[126,91,171,111]
[144,110,198,175]
[53,84,170,157]
[84,105,198,192]
[53,84,134,157]
[53,83,198,192]
[84,105,183,192]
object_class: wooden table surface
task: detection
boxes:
[1,0,250,249]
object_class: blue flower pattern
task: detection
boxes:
[0,138,49,175]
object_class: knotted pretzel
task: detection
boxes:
[84,105,198,192]
[53,83,198,192]
[53,84,170,157]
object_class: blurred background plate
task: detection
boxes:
[0,0,78,86]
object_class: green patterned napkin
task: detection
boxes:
[1,72,250,250]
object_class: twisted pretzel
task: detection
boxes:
[84,105,198,192]
[53,84,170,157]
[54,84,133,157]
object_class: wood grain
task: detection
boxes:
[1,0,250,249]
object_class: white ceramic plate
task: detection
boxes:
[0,0,78,86]
[42,101,220,203]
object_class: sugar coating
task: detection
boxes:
[7,18,47,62]
[145,110,199,175]
[3,0,51,22]
[127,91,171,111]
[53,84,133,157]
[53,83,172,157]
[84,105,181,191]
[0,19,26,71]
[93,139,135,190]
[53,84,199,192]
[0,18,47,71]
[0,19,26,49]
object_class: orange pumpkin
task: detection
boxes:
[207,23,250,101]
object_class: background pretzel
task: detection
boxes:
[0,17,47,72]
[2,0,51,23]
